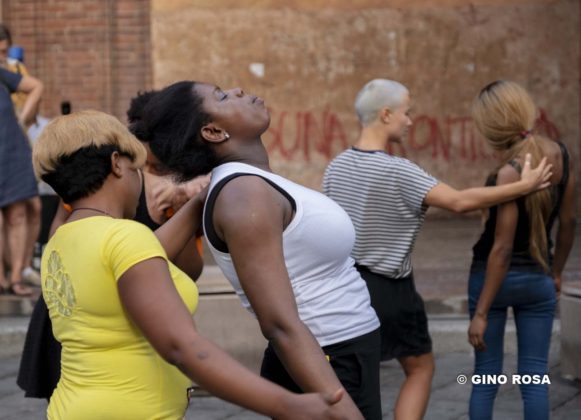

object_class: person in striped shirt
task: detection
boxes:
[323,79,552,420]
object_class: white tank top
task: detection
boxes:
[203,162,379,346]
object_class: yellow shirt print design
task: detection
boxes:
[44,250,77,317]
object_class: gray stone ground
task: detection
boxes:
[1,338,580,419]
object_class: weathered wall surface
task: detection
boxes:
[2,0,152,119]
[152,0,580,192]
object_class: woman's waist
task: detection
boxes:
[60,346,176,382]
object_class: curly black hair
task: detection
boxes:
[129,82,219,182]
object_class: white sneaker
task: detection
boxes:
[22,267,42,286]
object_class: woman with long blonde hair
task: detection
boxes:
[468,80,576,419]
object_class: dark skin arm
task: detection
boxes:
[154,189,207,280]
[172,235,204,281]
[118,257,346,419]
[468,165,519,351]
[214,176,363,419]
[552,158,576,296]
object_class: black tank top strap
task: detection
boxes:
[204,173,297,253]
[134,176,161,231]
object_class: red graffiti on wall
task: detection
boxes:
[265,108,349,162]
[265,108,561,163]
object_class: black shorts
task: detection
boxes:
[356,265,432,361]
[260,328,382,420]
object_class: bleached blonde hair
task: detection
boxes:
[355,79,409,126]
[33,110,146,178]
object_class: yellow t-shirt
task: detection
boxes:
[42,217,199,420]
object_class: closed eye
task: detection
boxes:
[213,86,228,101]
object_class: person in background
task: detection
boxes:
[322,79,552,420]
[0,23,42,288]
[0,34,43,296]
[467,80,576,420]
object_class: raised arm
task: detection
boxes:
[118,257,345,420]
[424,154,552,213]
[154,190,205,261]
[214,176,363,419]
[171,235,204,281]
[552,158,577,295]
[16,74,43,127]
[468,165,519,351]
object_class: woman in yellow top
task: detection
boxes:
[32,110,348,420]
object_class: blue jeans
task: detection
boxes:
[468,269,556,420]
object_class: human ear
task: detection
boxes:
[380,107,392,124]
[201,123,230,143]
[110,151,123,178]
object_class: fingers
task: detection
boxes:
[468,333,486,351]
[524,153,532,166]
[536,182,552,191]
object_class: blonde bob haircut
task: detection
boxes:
[33,110,147,178]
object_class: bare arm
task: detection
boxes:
[214,177,363,419]
[16,74,43,126]
[424,154,552,213]
[154,192,205,261]
[172,235,204,280]
[553,158,577,294]
[48,200,70,239]
[118,257,345,419]
[468,166,519,351]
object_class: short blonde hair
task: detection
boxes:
[33,110,147,178]
[355,79,409,126]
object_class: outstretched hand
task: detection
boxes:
[520,153,552,192]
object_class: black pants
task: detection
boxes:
[260,328,382,420]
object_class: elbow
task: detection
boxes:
[259,317,302,343]
[157,335,187,366]
[32,80,44,96]
[489,244,513,266]
[146,323,200,367]
[159,334,198,368]
[560,216,577,231]
[451,199,473,214]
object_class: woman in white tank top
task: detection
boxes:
[132,82,381,420]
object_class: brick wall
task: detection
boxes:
[1,0,151,120]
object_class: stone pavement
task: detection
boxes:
[1,333,580,419]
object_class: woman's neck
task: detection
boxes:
[219,138,271,172]
[355,126,388,151]
[68,194,124,221]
